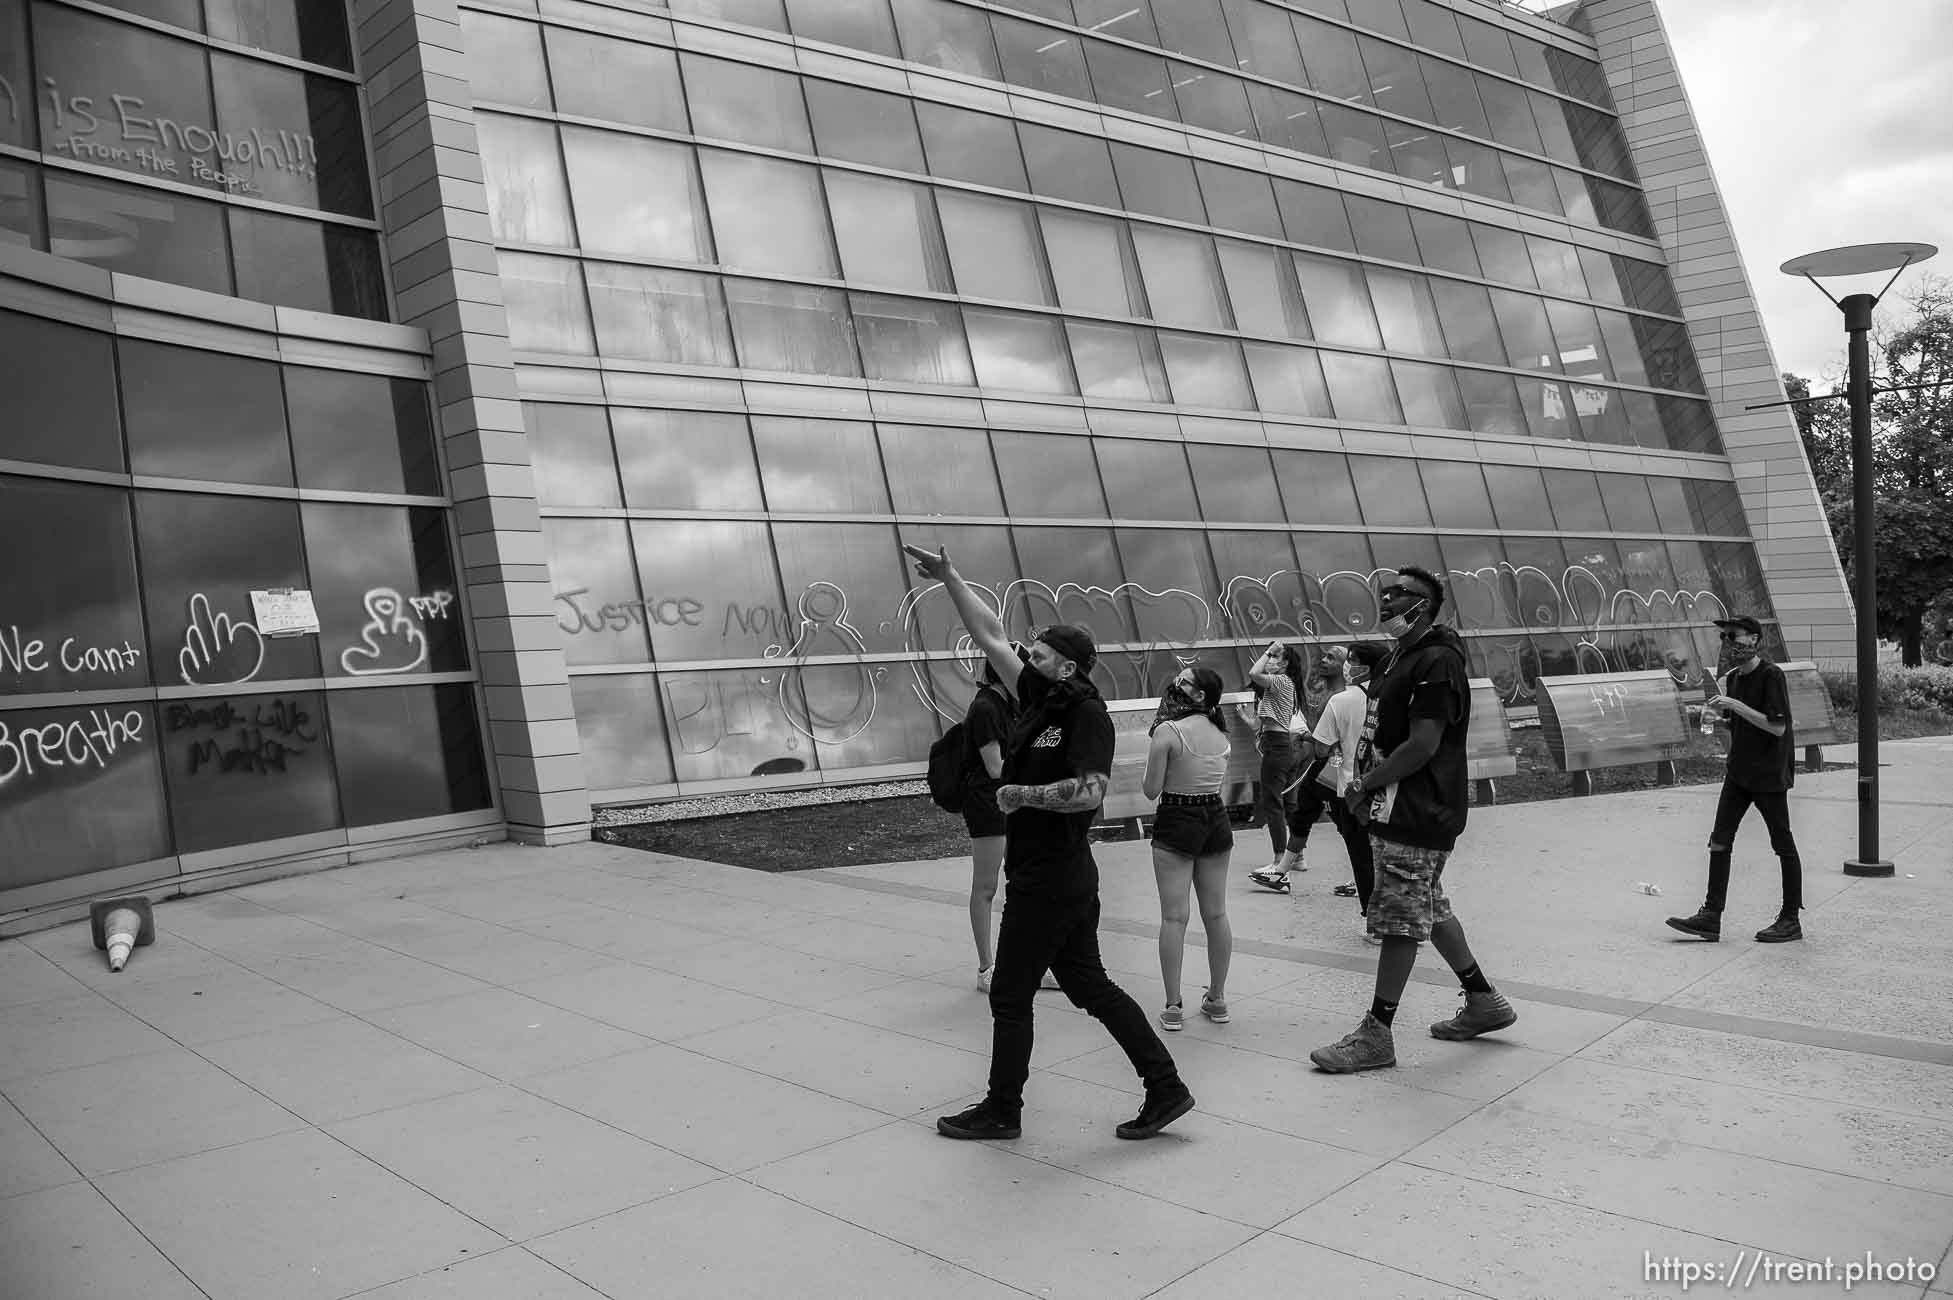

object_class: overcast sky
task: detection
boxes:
[1657,0,1953,387]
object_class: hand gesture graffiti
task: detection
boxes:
[340,588,428,676]
[178,593,266,687]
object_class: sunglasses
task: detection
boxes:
[1717,632,1759,647]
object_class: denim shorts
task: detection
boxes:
[1152,800,1233,858]
[1366,836,1455,941]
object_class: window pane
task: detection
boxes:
[585,263,734,365]
[1196,162,1282,237]
[1472,224,1535,287]
[1291,253,1380,348]
[789,0,899,54]
[916,102,1028,190]
[527,403,620,508]
[993,13,1093,100]
[827,172,950,293]
[879,425,1004,515]
[1417,459,1495,529]
[892,0,1001,79]
[1429,280,1505,365]
[1382,119,1450,190]
[1096,439,1196,520]
[1546,299,1609,379]
[1321,352,1404,424]
[701,151,835,277]
[1019,123,1121,206]
[1243,343,1332,417]
[0,158,42,248]
[1542,468,1605,530]
[1224,0,1305,86]
[1597,473,1659,533]
[1402,0,1464,58]
[1345,196,1419,265]
[851,293,976,386]
[771,524,910,659]
[724,280,860,376]
[1501,153,1562,215]
[0,478,146,697]
[681,54,812,151]
[1294,15,1370,101]
[965,309,1075,394]
[544,519,649,665]
[1490,289,1558,370]
[1359,35,1433,121]
[1391,360,1467,429]
[1622,389,1667,449]
[160,688,339,851]
[994,432,1104,516]
[287,369,439,497]
[1318,104,1390,171]
[1420,56,1489,138]
[805,81,924,170]
[1579,247,1627,305]
[478,115,573,246]
[1208,529,1301,637]
[1159,334,1253,409]
[302,503,465,679]
[1132,227,1228,329]
[200,53,368,216]
[0,699,169,887]
[35,5,218,192]
[1483,463,1554,530]
[1118,529,1220,643]
[1219,241,1307,339]
[1661,396,1721,455]
[496,253,594,354]
[1528,236,1588,298]
[0,310,122,472]
[1346,0,1409,39]
[1084,38,1175,118]
[671,0,788,30]
[328,684,490,827]
[1157,0,1235,65]
[1076,0,1158,42]
[1109,144,1206,224]
[614,409,763,511]
[135,491,320,684]
[752,417,891,513]
[1,0,36,147]
[1366,268,1446,355]
[1516,376,1578,440]
[1248,83,1330,157]
[563,130,710,262]
[1456,368,1527,438]
[1596,310,1647,385]
[1188,444,1281,523]
[459,10,551,108]
[1040,209,1142,316]
[44,172,229,295]
[1011,526,1134,640]
[1478,75,1543,154]
[1458,15,1518,75]
[1571,383,1631,446]
[1634,316,1706,393]
[1348,455,1429,526]
[1554,168,1598,226]
[1173,63,1255,137]
[229,211,387,321]
[1275,181,1355,253]
[122,340,289,486]
[632,521,787,660]
[1273,449,1362,525]
[939,191,1051,305]
[546,29,688,131]
[1066,321,1170,401]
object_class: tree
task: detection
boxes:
[1787,276,1953,666]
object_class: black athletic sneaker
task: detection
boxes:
[1664,908,1721,941]
[936,1103,1021,1140]
[1115,1085,1194,1140]
[1754,914,1803,943]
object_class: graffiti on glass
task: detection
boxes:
[340,588,428,676]
[179,593,267,687]
[0,708,146,790]
[0,624,144,680]
[555,587,702,634]
[169,696,319,777]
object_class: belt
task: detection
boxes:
[1158,791,1221,806]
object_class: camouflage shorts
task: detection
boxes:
[1365,837,1454,941]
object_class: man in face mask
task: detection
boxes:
[1309,566,1517,1074]
[1666,616,1804,943]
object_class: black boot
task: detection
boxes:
[1665,907,1721,941]
[1754,913,1803,943]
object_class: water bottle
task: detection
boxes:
[1635,882,1662,896]
[1699,707,1716,736]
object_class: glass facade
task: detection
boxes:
[452,0,1784,798]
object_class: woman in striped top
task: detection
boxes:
[1239,639,1307,887]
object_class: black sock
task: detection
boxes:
[1456,963,1492,995]
[1369,996,1398,1026]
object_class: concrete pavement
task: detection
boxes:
[2,738,1950,1299]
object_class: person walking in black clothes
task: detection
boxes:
[1666,615,1805,943]
[1309,566,1517,1073]
[961,660,1014,992]
[904,543,1193,1142]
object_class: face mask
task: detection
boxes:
[1720,642,1759,670]
[1378,599,1425,640]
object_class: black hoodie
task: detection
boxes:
[1367,624,1472,852]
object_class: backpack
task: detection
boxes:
[926,721,971,813]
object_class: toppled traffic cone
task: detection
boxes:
[89,897,155,973]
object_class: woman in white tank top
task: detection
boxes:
[1142,664,1236,1031]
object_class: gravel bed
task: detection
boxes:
[593,779,929,826]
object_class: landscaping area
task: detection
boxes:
[597,664,1953,874]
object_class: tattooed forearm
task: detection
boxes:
[1008,772,1109,813]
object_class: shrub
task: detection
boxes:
[1823,663,1953,717]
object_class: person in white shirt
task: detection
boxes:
[1303,643,1389,928]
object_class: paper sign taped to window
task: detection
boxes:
[250,589,320,637]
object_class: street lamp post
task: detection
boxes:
[1778,242,1938,877]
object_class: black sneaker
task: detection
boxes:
[936,1103,1021,1140]
[1755,914,1803,943]
[1664,908,1721,941]
[1115,1085,1194,1140]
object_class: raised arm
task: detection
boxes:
[903,544,1020,687]
[1246,640,1283,688]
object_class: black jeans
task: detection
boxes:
[1327,795,1375,911]
[985,888,1181,1116]
[1704,780,1802,913]
[1254,730,1298,855]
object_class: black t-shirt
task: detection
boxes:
[962,685,1011,795]
[1722,659,1795,792]
[1363,626,1471,851]
[1001,665,1115,897]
